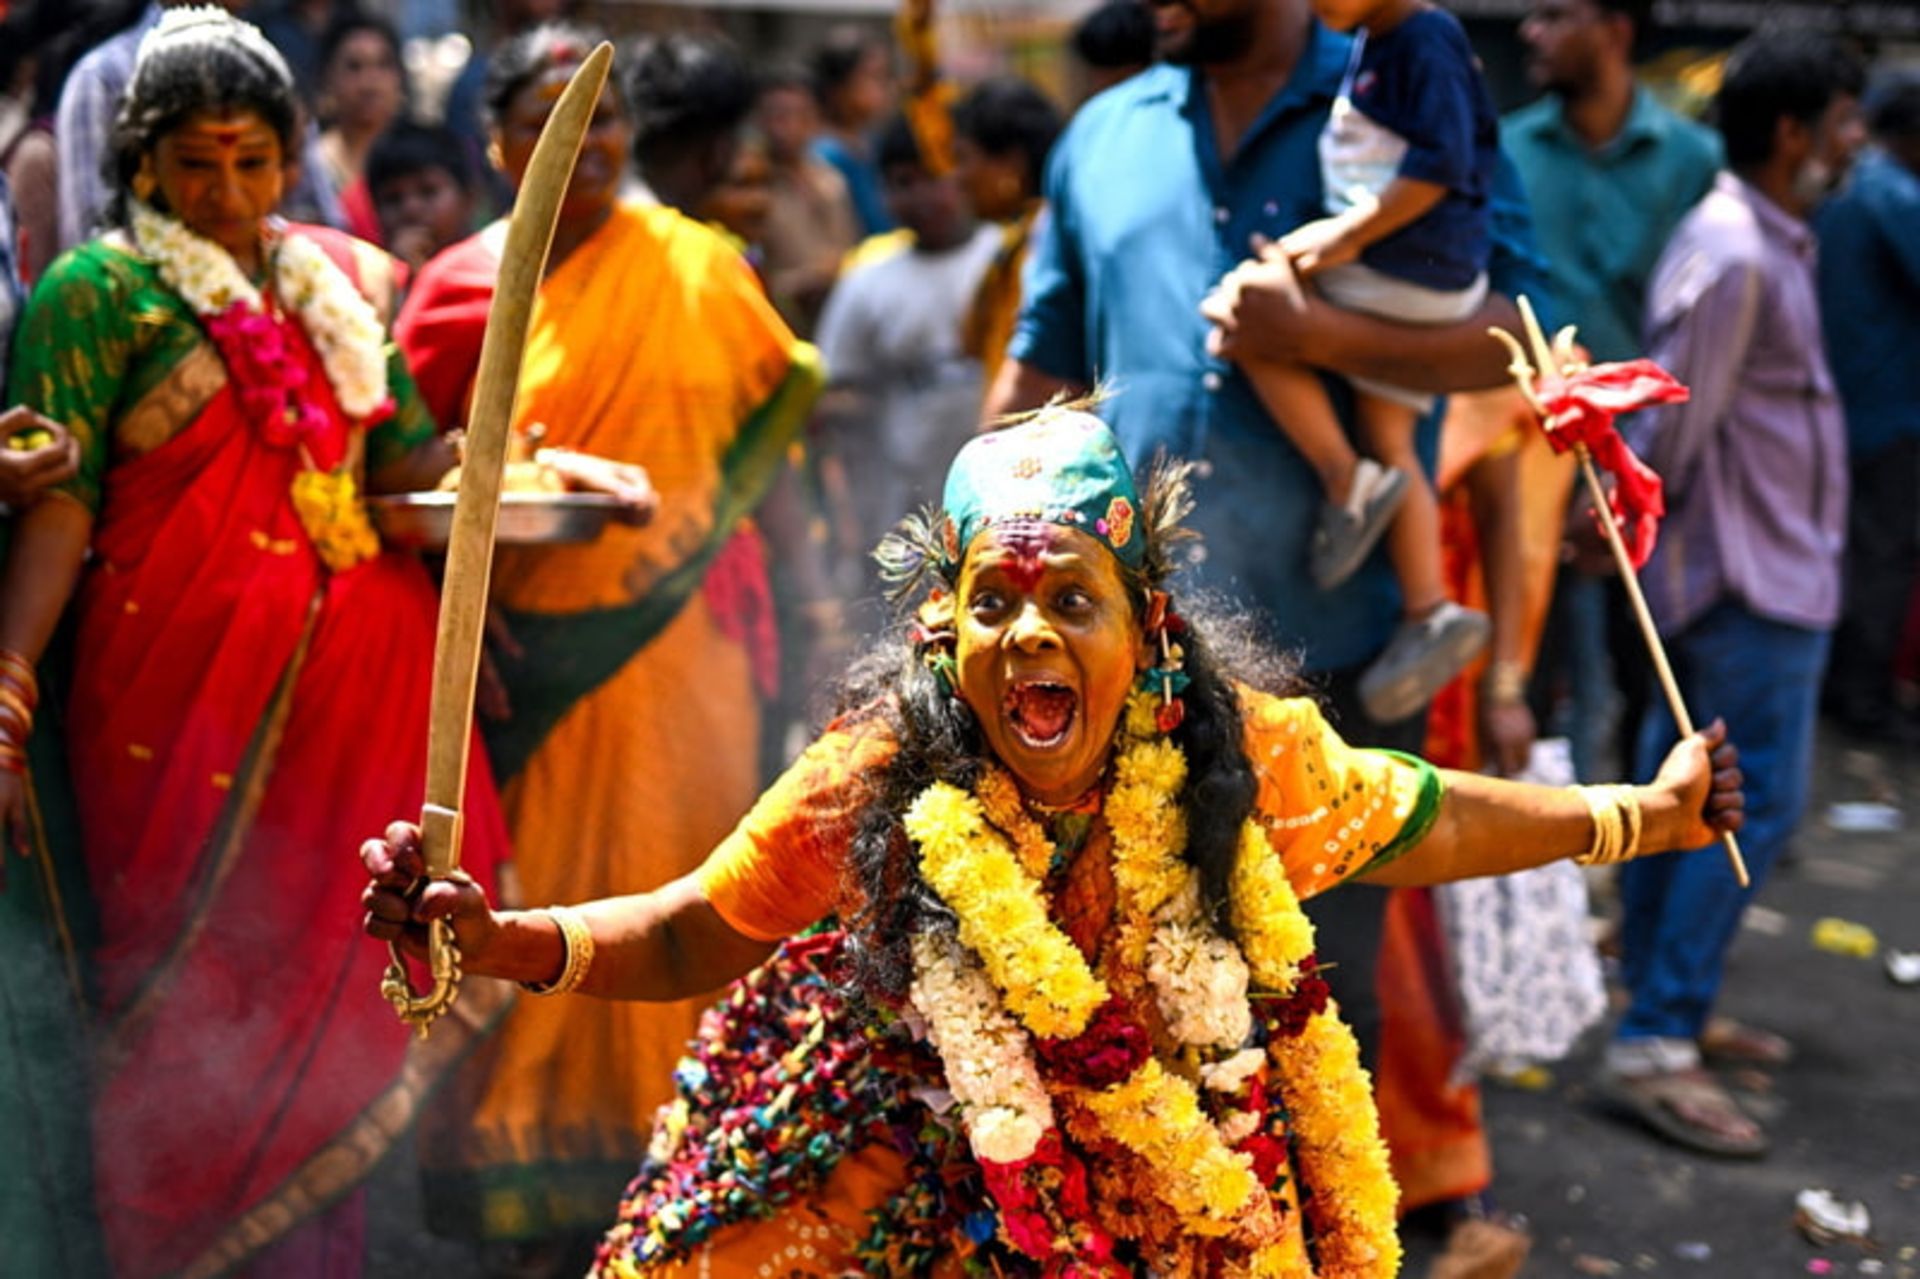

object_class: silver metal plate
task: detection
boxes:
[367,492,622,549]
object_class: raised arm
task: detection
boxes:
[1362,719,1743,887]
[362,824,777,1000]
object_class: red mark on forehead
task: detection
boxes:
[989,520,1058,592]
[205,128,245,149]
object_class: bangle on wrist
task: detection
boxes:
[521,905,595,996]
[1481,660,1528,706]
[1574,784,1642,865]
[0,686,34,733]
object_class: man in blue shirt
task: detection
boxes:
[1816,79,1920,742]
[984,0,1551,1070]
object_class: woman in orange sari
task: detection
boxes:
[0,11,519,1276]
[394,25,822,1262]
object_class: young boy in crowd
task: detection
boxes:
[812,114,1000,604]
[1228,0,1499,723]
[366,121,478,271]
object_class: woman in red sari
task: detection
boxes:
[0,11,618,1276]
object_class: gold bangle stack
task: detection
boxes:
[521,905,595,996]
[0,649,37,776]
[1575,784,1644,865]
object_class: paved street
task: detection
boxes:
[1420,727,1920,1279]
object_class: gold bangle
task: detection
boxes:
[0,648,36,687]
[1575,784,1638,865]
[0,686,33,734]
[521,905,594,996]
[1481,660,1529,706]
[1617,785,1643,860]
[0,669,37,711]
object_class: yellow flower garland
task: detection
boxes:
[907,690,1402,1275]
[905,784,1107,1039]
[974,765,1059,880]
[1078,1058,1260,1234]
[1231,815,1403,1277]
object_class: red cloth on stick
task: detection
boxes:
[1535,359,1687,569]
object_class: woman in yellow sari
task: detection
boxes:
[394,24,821,1266]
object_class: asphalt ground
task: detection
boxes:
[1409,725,1920,1279]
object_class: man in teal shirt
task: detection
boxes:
[1504,0,1721,363]
[1504,0,1722,783]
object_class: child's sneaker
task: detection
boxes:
[1310,459,1410,589]
[1358,601,1491,723]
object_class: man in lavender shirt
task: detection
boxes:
[1600,30,1864,1158]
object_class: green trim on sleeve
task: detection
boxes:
[1354,750,1445,877]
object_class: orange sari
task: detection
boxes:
[397,203,822,1240]
[1374,387,1575,1211]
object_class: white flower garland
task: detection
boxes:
[907,934,1055,1165]
[130,201,388,419]
[1146,874,1255,1053]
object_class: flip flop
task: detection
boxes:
[1594,1066,1771,1158]
[1700,1016,1795,1067]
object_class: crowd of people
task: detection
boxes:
[0,0,1907,1275]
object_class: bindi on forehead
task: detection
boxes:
[174,112,277,153]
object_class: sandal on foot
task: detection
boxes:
[1700,1016,1794,1067]
[1595,1066,1770,1158]
[1428,1216,1532,1279]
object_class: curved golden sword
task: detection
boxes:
[382,42,615,1036]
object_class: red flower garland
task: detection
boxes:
[1034,996,1151,1089]
[1258,953,1331,1041]
[978,1130,1126,1274]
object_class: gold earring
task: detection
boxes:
[132,163,157,202]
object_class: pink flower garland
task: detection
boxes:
[203,305,343,457]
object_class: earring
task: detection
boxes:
[132,163,157,203]
[913,589,959,698]
[1140,590,1190,733]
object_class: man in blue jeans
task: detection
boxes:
[1606,30,1865,1158]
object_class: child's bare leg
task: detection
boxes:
[1241,358,1360,503]
[1356,392,1446,617]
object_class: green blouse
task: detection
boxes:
[8,237,436,513]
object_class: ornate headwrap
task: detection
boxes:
[937,409,1145,573]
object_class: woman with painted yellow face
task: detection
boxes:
[364,407,1743,1277]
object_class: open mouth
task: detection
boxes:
[1004,679,1078,750]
